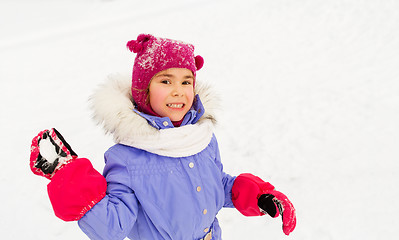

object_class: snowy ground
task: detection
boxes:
[1,0,399,239]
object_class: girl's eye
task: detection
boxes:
[182,81,192,85]
[161,80,171,84]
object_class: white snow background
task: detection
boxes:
[1,0,398,239]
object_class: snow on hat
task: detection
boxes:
[126,33,204,116]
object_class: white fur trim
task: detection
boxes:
[89,73,219,157]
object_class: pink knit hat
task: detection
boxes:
[126,33,204,116]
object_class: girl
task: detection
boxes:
[30,34,296,240]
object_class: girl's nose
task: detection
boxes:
[172,85,184,96]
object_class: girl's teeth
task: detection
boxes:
[167,104,183,108]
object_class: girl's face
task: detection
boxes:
[149,68,195,122]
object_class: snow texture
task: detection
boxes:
[1,0,398,239]
[39,137,60,164]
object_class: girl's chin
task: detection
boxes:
[169,116,185,122]
[166,109,188,121]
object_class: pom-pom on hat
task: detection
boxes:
[127,34,204,116]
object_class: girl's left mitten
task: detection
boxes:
[30,128,77,179]
[232,173,296,236]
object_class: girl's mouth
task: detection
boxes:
[167,103,184,109]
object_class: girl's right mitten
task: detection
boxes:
[30,128,107,221]
[30,128,77,179]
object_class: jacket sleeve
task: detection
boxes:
[212,135,236,208]
[78,148,139,240]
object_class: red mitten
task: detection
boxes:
[47,158,107,221]
[30,128,77,179]
[232,173,296,235]
[30,128,107,221]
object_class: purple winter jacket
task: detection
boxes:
[79,75,236,239]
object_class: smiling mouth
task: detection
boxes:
[167,103,184,108]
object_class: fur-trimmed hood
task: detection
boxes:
[89,74,219,157]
